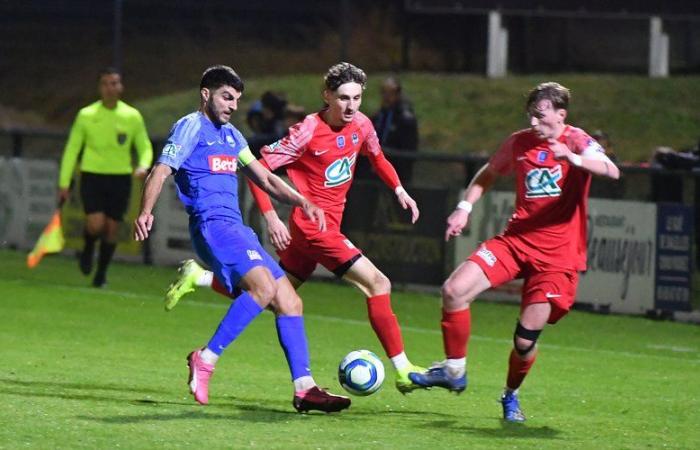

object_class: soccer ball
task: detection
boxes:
[338,349,385,396]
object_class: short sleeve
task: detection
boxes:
[489,133,517,175]
[158,115,201,170]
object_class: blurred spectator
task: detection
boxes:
[591,129,618,162]
[246,91,287,157]
[283,103,306,129]
[355,77,419,183]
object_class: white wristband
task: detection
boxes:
[395,186,406,196]
[570,153,583,167]
[456,200,473,213]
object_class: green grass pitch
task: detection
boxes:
[1,249,698,449]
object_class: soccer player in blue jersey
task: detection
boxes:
[133,65,350,413]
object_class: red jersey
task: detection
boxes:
[488,125,595,271]
[261,110,385,229]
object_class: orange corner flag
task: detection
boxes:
[27,210,65,269]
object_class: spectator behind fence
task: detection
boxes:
[246,90,287,157]
[58,67,153,287]
[650,141,700,203]
[355,77,418,183]
[591,130,618,163]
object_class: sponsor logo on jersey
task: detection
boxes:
[336,135,345,149]
[267,141,281,152]
[313,149,329,156]
[247,249,262,261]
[537,150,548,162]
[525,165,562,198]
[324,153,357,187]
[351,133,359,145]
[476,246,497,267]
[208,155,238,173]
[162,143,181,158]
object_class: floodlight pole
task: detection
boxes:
[113,0,123,72]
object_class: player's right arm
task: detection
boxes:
[134,115,198,241]
[134,163,172,241]
[245,116,317,249]
[57,111,86,204]
[445,135,514,242]
[241,154,326,238]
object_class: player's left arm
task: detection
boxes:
[240,148,326,232]
[362,120,420,223]
[550,139,620,179]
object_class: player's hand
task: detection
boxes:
[444,209,469,242]
[548,139,573,161]
[263,210,291,251]
[396,189,420,224]
[301,200,327,232]
[57,188,70,207]
[133,167,149,179]
[134,211,154,241]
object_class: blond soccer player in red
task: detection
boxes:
[166,63,425,393]
[409,82,620,422]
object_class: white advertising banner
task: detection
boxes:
[0,158,25,248]
[0,158,57,250]
[453,190,657,314]
[150,179,193,265]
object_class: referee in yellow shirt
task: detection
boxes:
[58,68,153,287]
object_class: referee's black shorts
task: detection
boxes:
[79,172,132,221]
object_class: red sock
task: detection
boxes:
[441,308,471,359]
[366,294,404,358]
[212,277,234,298]
[506,349,537,390]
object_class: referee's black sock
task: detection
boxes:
[79,231,98,275]
[93,241,117,287]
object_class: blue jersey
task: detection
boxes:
[158,111,249,225]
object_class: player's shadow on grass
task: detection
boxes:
[418,419,562,440]
[0,377,191,406]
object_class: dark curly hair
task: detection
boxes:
[323,62,367,91]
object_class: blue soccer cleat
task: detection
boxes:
[408,363,467,394]
[501,390,526,423]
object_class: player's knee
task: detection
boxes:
[372,272,391,294]
[272,289,303,316]
[513,321,542,356]
[441,279,470,309]
[249,281,278,307]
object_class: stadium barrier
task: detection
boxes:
[1,128,698,317]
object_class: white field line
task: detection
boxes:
[13,280,700,364]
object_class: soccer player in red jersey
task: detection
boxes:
[409,82,620,422]
[166,62,425,393]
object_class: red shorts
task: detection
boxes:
[278,216,362,281]
[467,235,579,324]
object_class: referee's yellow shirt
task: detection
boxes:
[59,100,153,188]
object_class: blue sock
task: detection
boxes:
[207,291,263,355]
[276,316,312,381]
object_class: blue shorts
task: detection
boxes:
[190,219,284,294]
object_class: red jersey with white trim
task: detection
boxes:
[488,125,595,271]
[261,110,383,228]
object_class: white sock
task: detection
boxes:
[503,387,518,396]
[293,375,316,393]
[445,358,466,378]
[197,270,214,287]
[200,347,219,365]
[390,352,410,370]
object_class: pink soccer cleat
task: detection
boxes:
[187,349,215,405]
